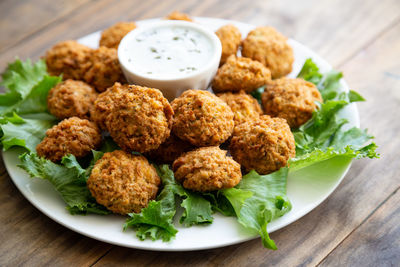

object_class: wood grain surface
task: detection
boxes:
[0,0,399,266]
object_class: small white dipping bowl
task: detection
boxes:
[118,20,222,100]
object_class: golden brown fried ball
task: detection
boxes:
[47,79,97,120]
[45,40,93,80]
[145,134,192,164]
[97,84,173,153]
[87,150,160,215]
[36,117,102,162]
[165,11,193,21]
[212,55,271,93]
[171,90,234,147]
[262,78,322,128]
[218,91,262,126]
[229,115,295,174]
[90,82,125,130]
[84,46,126,92]
[99,22,137,49]
[215,24,242,65]
[242,26,294,79]
[173,146,242,192]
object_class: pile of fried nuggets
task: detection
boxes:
[37,12,322,215]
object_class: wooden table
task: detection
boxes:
[0,0,399,266]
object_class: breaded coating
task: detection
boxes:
[165,11,193,21]
[218,91,262,126]
[173,146,242,192]
[215,24,242,65]
[90,82,124,130]
[229,115,295,174]
[84,46,126,92]
[145,134,192,164]
[100,84,173,153]
[99,22,137,49]
[242,26,294,79]
[212,55,271,93]
[171,89,234,147]
[36,117,102,162]
[45,40,92,80]
[87,150,160,214]
[262,78,322,128]
[47,79,97,120]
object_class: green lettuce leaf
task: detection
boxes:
[0,59,60,152]
[0,59,61,116]
[1,59,47,99]
[291,59,378,171]
[18,152,109,215]
[297,58,367,103]
[15,75,61,117]
[124,165,179,242]
[179,189,213,226]
[221,167,291,250]
[0,113,56,152]
[124,165,213,242]
[297,58,323,85]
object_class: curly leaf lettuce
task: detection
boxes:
[291,59,378,171]
[221,167,291,250]
[124,165,213,242]
[0,113,56,152]
[1,59,47,100]
[0,59,61,117]
[297,58,367,104]
[297,58,323,85]
[0,59,60,151]
[18,152,109,215]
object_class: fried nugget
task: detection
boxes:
[229,115,295,174]
[242,26,294,79]
[218,91,262,126]
[212,55,271,93]
[84,46,126,92]
[47,79,97,120]
[171,89,234,147]
[90,82,123,131]
[88,150,160,214]
[99,22,137,49]
[165,11,193,21]
[97,84,173,153]
[45,40,92,80]
[36,117,102,162]
[262,78,322,128]
[215,24,241,65]
[173,146,242,192]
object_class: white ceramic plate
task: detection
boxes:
[2,17,359,251]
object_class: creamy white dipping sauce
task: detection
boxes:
[123,25,214,78]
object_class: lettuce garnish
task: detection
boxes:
[124,164,213,242]
[0,59,61,118]
[221,167,291,250]
[0,58,378,249]
[290,59,378,171]
[0,59,60,151]
[18,152,110,215]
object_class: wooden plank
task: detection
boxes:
[92,20,400,267]
[0,0,91,53]
[1,0,400,72]
[243,0,400,67]
[319,189,400,266]
[0,0,399,266]
[0,168,112,266]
